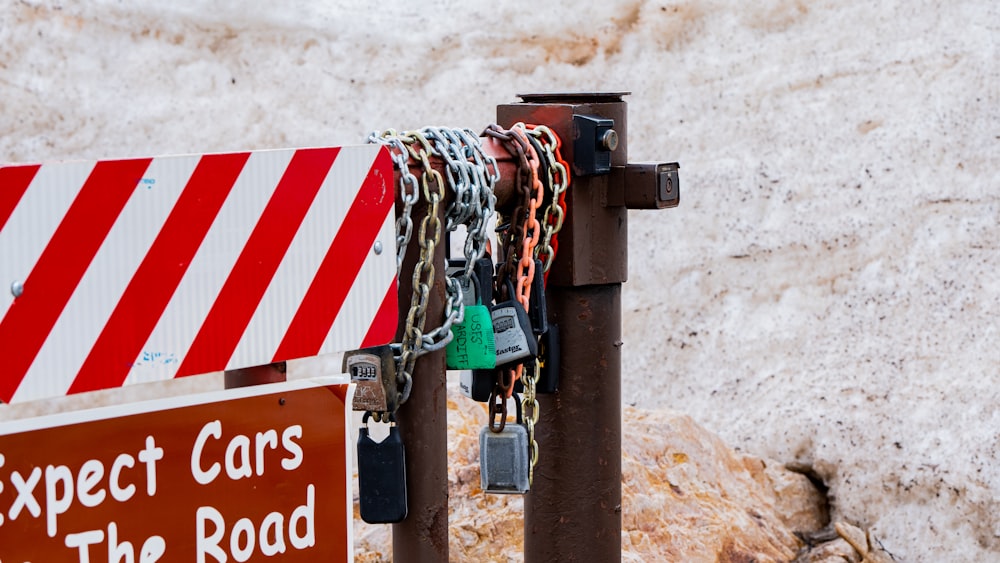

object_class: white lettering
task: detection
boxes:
[192,421,223,485]
[137,436,164,496]
[9,467,42,520]
[77,459,106,508]
[196,506,228,563]
[254,430,278,477]
[230,518,255,562]
[259,512,286,556]
[224,436,252,481]
[289,484,315,549]
[280,426,303,471]
[65,528,104,563]
[45,464,74,537]
[110,453,136,502]
[140,535,166,563]
[108,521,135,563]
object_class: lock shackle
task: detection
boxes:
[362,411,396,425]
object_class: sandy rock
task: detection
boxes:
[356,385,824,561]
[743,457,830,534]
[835,522,869,558]
[795,537,863,563]
[794,522,898,563]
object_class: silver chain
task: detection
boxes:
[369,127,497,405]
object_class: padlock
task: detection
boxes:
[447,270,497,370]
[528,258,547,335]
[446,301,496,370]
[537,324,560,393]
[473,257,495,305]
[357,413,408,523]
[460,369,497,402]
[446,257,494,308]
[479,424,530,494]
[491,300,537,367]
[343,346,398,414]
[515,324,559,395]
[446,258,475,308]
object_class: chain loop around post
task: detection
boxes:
[370,128,497,408]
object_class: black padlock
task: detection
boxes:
[461,369,497,402]
[474,257,495,305]
[537,324,560,394]
[357,413,408,524]
[528,258,547,335]
[514,324,560,395]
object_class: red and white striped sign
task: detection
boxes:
[0,145,397,404]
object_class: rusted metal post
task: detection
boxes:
[499,93,631,562]
[391,194,450,562]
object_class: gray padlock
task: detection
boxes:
[480,424,530,494]
[491,302,537,366]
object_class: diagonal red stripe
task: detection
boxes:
[0,164,40,232]
[359,280,400,348]
[68,152,251,394]
[273,148,395,360]
[0,158,152,403]
[175,147,341,377]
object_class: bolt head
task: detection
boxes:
[600,129,620,151]
[374,241,384,255]
[11,281,23,298]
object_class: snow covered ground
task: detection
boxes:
[2,1,998,560]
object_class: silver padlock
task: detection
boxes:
[480,424,530,494]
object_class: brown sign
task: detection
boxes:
[0,378,354,562]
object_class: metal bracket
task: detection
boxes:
[572,115,617,176]
[606,162,681,209]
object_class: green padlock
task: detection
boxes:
[446,273,496,370]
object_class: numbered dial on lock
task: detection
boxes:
[343,346,398,414]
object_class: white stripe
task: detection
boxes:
[227,145,381,368]
[12,157,199,403]
[0,161,96,321]
[124,149,295,385]
[325,208,397,351]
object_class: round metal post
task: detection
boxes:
[498,93,629,563]
[392,197,450,562]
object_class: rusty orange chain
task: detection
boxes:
[518,124,570,281]
[482,123,545,483]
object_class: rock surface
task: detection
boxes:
[354,384,827,562]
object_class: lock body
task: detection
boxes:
[357,422,408,523]
[491,301,537,366]
[480,425,531,494]
[344,346,398,413]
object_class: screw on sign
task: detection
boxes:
[0,377,354,563]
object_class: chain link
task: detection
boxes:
[369,130,422,274]
[371,123,562,484]
[520,124,570,278]
[483,123,546,482]
[369,127,497,407]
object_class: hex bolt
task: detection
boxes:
[10,281,24,298]
[374,241,384,255]
[600,129,619,151]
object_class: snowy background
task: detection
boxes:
[2,1,998,561]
